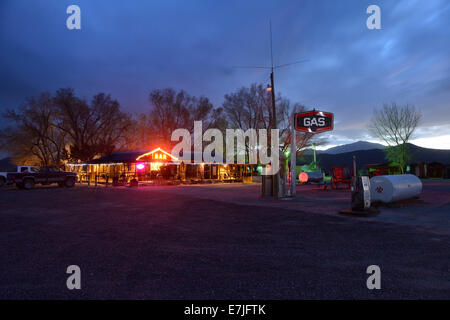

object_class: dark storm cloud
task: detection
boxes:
[0,0,449,146]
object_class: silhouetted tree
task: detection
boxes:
[1,93,68,165]
[369,103,421,172]
[122,113,154,151]
[147,88,220,148]
[54,88,132,162]
[222,83,320,161]
[0,88,132,165]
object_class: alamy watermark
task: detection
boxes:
[366,265,381,289]
[171,121,280,175]
[66,5,81,30]
[366,5,381,30]
[66,265,81,290]
[65,5,381,31]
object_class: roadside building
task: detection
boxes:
[66,147,256,185]
[410,162,450,179]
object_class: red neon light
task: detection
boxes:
[136,163,145,170]
[299,172,308,183]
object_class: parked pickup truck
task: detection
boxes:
[6,166,78,190]
[0,166,39,187]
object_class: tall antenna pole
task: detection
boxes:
[232,21,308,199]
[269,20,279,199]
[313,143,317,167]
[270,20,274,71]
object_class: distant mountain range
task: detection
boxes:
[321,141,385,154]
[299,142,450,169]
[304,141,385,155]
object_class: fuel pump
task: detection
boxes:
[351,176,371,210]
[340,156,378,216]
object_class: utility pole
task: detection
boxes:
[232,21,308,199]
[313,143,317,168]
[290,115,296,196]
[269,21,279,199]
[270,70,279,199]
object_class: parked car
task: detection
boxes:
[7,166,78,190]
[0,166,39,187]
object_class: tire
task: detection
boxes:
[64,177,75,188]
[23,178,35,190]
[0,177,5,188]
[129,179,138,187]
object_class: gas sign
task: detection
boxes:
[295,110,334,133]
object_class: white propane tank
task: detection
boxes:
[370,174,422,203]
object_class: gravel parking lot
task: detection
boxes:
[0,181,449,299]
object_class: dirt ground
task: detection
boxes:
[0,180,449,299]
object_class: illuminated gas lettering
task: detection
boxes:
[304,117,326,127]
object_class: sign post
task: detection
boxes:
[290,120,297,197]
[291,110,334,197]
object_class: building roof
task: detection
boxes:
[89,150,148,164]
[86,148,224,164]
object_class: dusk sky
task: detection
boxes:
[1,0,449,152]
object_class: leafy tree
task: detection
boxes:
[384,144,411,171]
[369,103,421,173]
